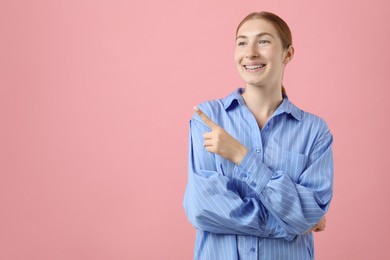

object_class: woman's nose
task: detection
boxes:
[245,45,259,58]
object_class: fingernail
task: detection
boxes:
[193,106,199,112]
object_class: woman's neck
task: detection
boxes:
[241,84,284,118]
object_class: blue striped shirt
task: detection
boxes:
[183,87,334,260]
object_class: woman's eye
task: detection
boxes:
[259,40,269,44]
[237,42,246,46]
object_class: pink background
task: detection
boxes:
[1,0,389,259]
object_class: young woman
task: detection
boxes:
[183,11,334,260]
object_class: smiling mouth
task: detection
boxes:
[243,64,266,71]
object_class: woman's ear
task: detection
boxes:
[284,45,294,64]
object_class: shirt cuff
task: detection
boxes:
[233,149,274,195]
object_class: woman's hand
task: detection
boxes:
[307,216,327,233]
[194,106,248,165]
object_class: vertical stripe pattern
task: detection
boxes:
[183,87,334,260]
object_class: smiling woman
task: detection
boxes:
[235,12,293,101]
[183,11,334,260]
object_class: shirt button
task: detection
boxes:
[250,247,256,252]
[256,148,261,153]
[250,182,257,187]
[240,173,247,178]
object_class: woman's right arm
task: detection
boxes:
[183,116,295,241]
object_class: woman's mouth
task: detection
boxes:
[243,64,266,72]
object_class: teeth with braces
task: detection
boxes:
[245,65,265,70]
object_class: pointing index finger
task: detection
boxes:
[193,106,219,130]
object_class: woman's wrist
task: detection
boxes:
[234,145,248,166]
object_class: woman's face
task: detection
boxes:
[234,19,292,89]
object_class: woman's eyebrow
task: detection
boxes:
[236,32,275,40]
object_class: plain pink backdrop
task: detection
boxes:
[1,0,389,259]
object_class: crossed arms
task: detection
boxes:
[183,107,333,241]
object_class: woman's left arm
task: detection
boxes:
[250,131,334,235]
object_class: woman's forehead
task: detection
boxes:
[237,19,277,38]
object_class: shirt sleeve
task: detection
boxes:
[184,117,292,240]
[235,125,334,236]
[183,114,334,241]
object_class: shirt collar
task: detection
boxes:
[221,87,302,121]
